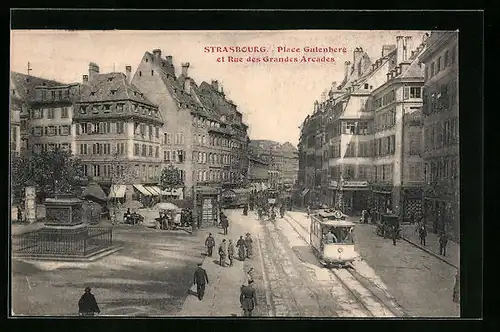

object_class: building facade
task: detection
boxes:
[419,31,459,239]
[247,154,270,187]
[298,34,430,217]
[249,140,299,189]
[10,72,66,156]
[73,63,164,201]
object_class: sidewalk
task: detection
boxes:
[400,224,459,269]
[176,212,250,317]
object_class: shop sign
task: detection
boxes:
[329,180,338,187]
[343,181,369,188]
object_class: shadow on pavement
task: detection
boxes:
[291,246,323,268]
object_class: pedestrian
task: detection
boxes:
[193,262,209,300]
[439,232,449,256]
[419,224,427,246]
[279,204,285,218]
[221,213,229,235]
[78,287,100,316]
[236,235,246,261]
[306,205,311,217]
[243,204,248,216]
[247,267,254,284]
[257,207,262,221]
[228,239,235,267]
[219,239,227,267]
[240,280,257,317]
[391,224,398,246]
[205,233,215,257]
[245,233,253,258]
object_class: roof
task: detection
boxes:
[10,72,65,102]
[80,72,156,106]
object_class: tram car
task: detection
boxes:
[221,188,250,208]
[310,211,358,267]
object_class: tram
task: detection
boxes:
[310,211,358,267]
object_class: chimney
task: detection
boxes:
[165,55,173,65]
[88,62,100,81]
[396,36,404,65]
[125,66,132,84]
[82,75,88,84]
[211,80,219,92]
[344,61,351,80]
[353,47,363,66]
[403,36,413,61]
[184,77,191,94]
[153,49,162,63]
[181,62,190,76]
[382,44,396,58]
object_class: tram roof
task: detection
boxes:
[313,217,356,227]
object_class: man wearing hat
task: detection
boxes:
[205,233,215,257]
[244,233,253,259]
[240,280,257,317]
[78,287,100,316]
[193,262,209,300]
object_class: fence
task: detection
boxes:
[12,227,113,257]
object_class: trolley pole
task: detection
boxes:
[192,169,198,235]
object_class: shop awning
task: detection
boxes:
[133,184,151,196]
[151,186,163,195]
[301,188,310,196]
[144,186,160,196]
[108,185,127,198]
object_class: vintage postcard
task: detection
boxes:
[10,29,460,317]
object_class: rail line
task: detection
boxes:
[281,213,401,317]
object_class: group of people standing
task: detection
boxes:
[204,232,254,267]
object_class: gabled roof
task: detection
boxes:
[10,72,65,102]
[80,72,155,106]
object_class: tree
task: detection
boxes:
[11,148,84,202]
[160,165,184,193]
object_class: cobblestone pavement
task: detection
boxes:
[11,226,206,316]
[289,211,459,317]
[400,224,459,269]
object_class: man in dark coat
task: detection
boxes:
[220,213,229,235]
[391,224,398,246]
[439,232,449,256]
[219,239,227,267]
[227,239,235,267]
[78,287,100,316]
[240,280,257,317]
[205,233,215,257]
[245,233,254,258]
[236,235,246,261]
[419,224,427,246]
[279,204,285,218]
[193,263,209,300]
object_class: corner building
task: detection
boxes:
[418,31,459,239]
[73,63,164,201]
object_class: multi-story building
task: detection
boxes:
[370,36,427,222]
[247,153,270,189]
[10,87,22,156]
[298,35,429,216]
[10,72,66,156]
[132,49,249,194]
[249,140,299,189]
[73,63,164,201]
[418,31,459,238]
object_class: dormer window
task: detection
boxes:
[108,77,114,82]
[90,91,96,96]
[364,84,369,89]
[104,104,111,112]
[80,105,87,114]
[148,109,152,116]
[110,89,117,95]
[142,107,147,115]
[92,105,99,113]
[134,104,139,113]
[145,58,148,63]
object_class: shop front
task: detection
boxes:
[371,184,393,223]
[401,187,423,222]
[339,181,370,216]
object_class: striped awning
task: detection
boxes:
[108,185,127,198]
[301,188,310,196]
[145,186,160,196]
[151,186,163,195]
[133,184,151,196]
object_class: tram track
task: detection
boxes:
[282,213,402,317]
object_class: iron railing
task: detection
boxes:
[12,227,113,257]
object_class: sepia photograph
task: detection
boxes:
[10,28,460,318]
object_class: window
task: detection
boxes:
[148,145,153,157]
[364,83,369,89]
[104,104,111,112]
[444,50,449,67]
[42,90,47,100]
[80,105,87,114]
[358,121,369,135]
[140,124,146,137]
[116,122,125,134]
[155,146,159,158]
[451,45,456,64]
[148,125,153,139]
[430,62,435,77]
[175,132,185,145]
[141,144,146,156]
[177,150,185,163]
[61,107,69,118]
[164,150,171,162]
[47,126,56,136]
[409,131,421,155]
[134,143,140,156]
[437,57,442,72]
[345,142,355,157]
[155,127,159,138]
[151,70,154,76]
[410,87,421,99]
[80,144,88,155]
[93,164,101,177]
[116,103,124,112]
[342,121,356,134]
[60,125,70,136]
[165,133,172,145]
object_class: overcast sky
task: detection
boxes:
[11,30,428,146]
